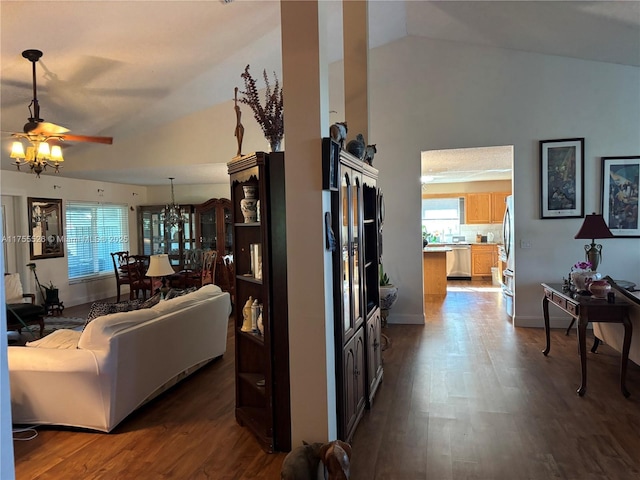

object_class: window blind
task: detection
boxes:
[65,201,129,280]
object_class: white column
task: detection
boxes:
[280,0,336,445]
[343,0,369,143]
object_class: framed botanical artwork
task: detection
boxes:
[322,137,340,191]
[540,138,584,219]
[601,156,640,237]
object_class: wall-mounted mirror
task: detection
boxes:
[28,197,64,259]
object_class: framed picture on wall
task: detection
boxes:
[539,138,585,219]
[322,137,340,191]
[601,156,640,237]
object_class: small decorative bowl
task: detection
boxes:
[588,279,611,299]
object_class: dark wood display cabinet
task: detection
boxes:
[194,198,233,289]
[138,198,233,289]
[228,152,290,453]
[331,148,383,442]
[138,204,196,269]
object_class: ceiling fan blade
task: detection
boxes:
[59,133,113,145]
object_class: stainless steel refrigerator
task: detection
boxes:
[501,195,514,317]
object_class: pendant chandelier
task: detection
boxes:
[161,177,184,230]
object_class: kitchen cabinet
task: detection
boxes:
[228,151,290,453]
[466,193,491,224]
[465,192,511,224]
[471,244,498,276]
[491,192,510,223]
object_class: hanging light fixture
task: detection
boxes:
[10,137,64,177]
[161,177,184,230]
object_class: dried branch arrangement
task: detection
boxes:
[238,64,284,149]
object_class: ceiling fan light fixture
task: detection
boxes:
[10,141,26,160]
[50,145,64,163]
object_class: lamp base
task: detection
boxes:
[584,242,602,271]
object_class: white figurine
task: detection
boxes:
[241,296,254,332]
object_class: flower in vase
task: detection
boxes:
[571,261,593,273]
[238,65,284,149]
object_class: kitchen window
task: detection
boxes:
[422,197,464,240]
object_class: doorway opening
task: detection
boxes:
[420,145,514,312]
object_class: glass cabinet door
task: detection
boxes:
[199,210,218,251]
[351,174,362,325]
[140,206,166,256]
[341,171,353,335]
[223,204,233,255]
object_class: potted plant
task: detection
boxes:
[379,264,398,326]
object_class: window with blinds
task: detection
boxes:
[65,201,129,280]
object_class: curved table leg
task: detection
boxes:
[577,317,588,396]
[620,316,632,398]
[590,337,601,354]
[542,296,551,356]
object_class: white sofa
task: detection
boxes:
[8,284,231,432]
[593,278,640,366]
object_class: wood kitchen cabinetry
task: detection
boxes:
[228,152,290,453]
[465,193,491,224]
[491,192,510,223]
[471,244,498,276]
[331,149,383,442]
[466,192,510,224]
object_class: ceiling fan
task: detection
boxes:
[8,49,113,176]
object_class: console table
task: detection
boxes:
[541,283,632,397]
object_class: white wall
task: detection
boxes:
[356,36,640,326]
[145,183,229,205]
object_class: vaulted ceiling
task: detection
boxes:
[2,1,638,185]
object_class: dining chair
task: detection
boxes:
[200,250,217,286]
[127,255,152,300]
[111,251,131,302]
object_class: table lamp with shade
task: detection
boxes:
[574,212,614,271]
[146,254,175,297]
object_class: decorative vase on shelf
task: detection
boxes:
[267,137,282,153]
[588,279,611,299]
[240,185,258,223]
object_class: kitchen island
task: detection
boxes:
[423,246,451,297]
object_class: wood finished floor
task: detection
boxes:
[11,281,640,479]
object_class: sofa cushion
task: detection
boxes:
[85,299,143,326]
[26,329,82,349]
[5,273,25,304]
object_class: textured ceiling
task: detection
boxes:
[1,1,638,185]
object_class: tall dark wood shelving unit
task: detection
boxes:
[331,148,384,442]
[228,151,290,453]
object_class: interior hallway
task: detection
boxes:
[11,282,640,479]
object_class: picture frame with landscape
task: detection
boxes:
[601,156,640,238]
[539,138,584,219]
